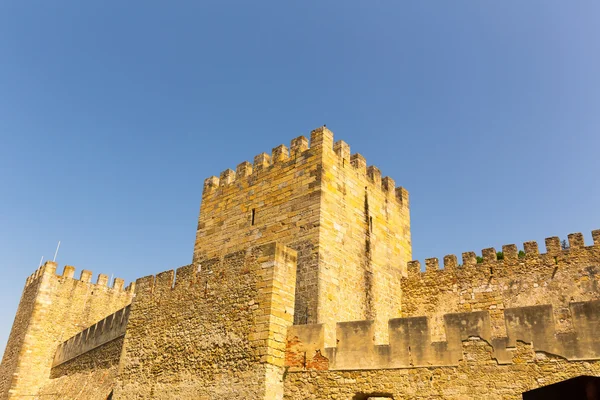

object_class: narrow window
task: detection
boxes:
[369,216,373,233]
[251,208,256,225]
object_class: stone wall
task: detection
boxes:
[319,132,411,345]
[0,262,133,399]
[53,305,130,367]
[193,131,324,328]
[114,242,297,400]
[0,264,43,398]
[402,230,600,341]
[194,127,412,346]
[35,337,124,400]
[284,299,600,399]
[283,340,600,400]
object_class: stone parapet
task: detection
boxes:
[52,306,130,367]
[406,229,600,279]
[25,262,133,294]
[402,229,600,341]
[201,126,407,206]
[286,299,600,371]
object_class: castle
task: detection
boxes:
[1,126,599,399]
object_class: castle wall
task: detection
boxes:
[283,299,600,399]
[0,266,44,398]
[401,230,600,342]
[114,242,297,400]
[193,133,324,328]
[283,340,600,400]
[319,134,411,344]
[194,127,412,346]
[52,305,130,367]
[35,337,124,400]
[0,262,133,399]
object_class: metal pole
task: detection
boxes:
[53,241,61,262]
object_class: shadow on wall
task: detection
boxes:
[522,376,600,400]
[352,394,393,400]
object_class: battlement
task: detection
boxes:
[201,126,408,206]
[24,261,134,294]
[134,243,295,303]
[405,229,600,279]
[286,299,600,371]
[132,264,194,298]
[52,305,130,367]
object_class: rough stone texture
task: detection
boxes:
[0,262,133,399]
[194,132,325,333]
[53,305,130,367]
[286,300,600,371]
[114,242,297,399]
[50,337,124,379]
[194,127,411,345]
[283,339,600,400]
[38,364,119,400]
[402,238,600,341]
[320,135,410,345]
[37,337,122,400]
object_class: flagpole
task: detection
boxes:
[53,241,61,262]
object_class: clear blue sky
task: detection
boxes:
[1,1,599,358]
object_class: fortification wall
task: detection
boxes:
[283,299,600,399]
[114,242,297,400]
[33,307,130,399]
[36,337,124,400]
[52,305,130,367]
[283,340,600,400]
[318,133,411,345]
[193,130,325,328]
[0,262,133,399]
[401,230,600,341]
[194,127,412,346]
[0,265,44,398]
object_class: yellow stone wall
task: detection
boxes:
[114,242,297,400]
[319,132,410,344]
[402,231,600,342]
[0,262,133,399]
[194,132,322,330]
[37,337,124,400]
[283,339,600,400]
[194,127,411,345]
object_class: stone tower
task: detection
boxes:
[194,126,411,343]
[0,263,132,399]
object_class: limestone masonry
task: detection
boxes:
[0,126,599,399]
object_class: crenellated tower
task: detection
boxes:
[0,262,133,399]
[194,126,411,344]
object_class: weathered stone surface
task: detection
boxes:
[283,339,600,400]
[285,300,600,371]
[114,242,297,399]
[0,262,133,399]
[194,126,411,345]
[402,238,600,342]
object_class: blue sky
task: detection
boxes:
[0,1,599,358]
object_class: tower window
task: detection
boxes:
[251,208,256,225]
